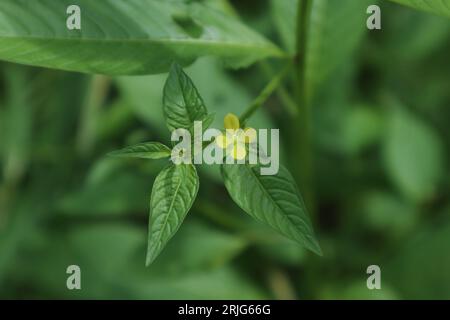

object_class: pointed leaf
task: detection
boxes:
[221,163,321,255]
[163,63,208,132]
[146,163,199,265]
[198,113,216,131]
[0,0,283,75]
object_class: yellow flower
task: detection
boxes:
[215,113,257,160]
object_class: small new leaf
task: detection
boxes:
[108,142,171,160]
[163,63,208,132]
[221,163,322,255]
[146,163,199,265]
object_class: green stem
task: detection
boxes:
[292,0,315,212]
[239,63,291,125]
[259,62,298,116]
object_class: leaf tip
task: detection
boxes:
[145,249,158,267]
[308,239,323,257]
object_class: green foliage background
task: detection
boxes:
[0,0,449,299]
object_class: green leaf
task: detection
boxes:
[301,0,375,99]
[163,63,208,132]
[388,0,450,18]
[383,105,445,202]
[108,142,171,160]
[0,0,283,75]
[197,113,216,131]
[146,163,199,265]
[221,163,322,255]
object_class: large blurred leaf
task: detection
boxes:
[0,0,283,75]
[300,0,374,99]
[147,164,199,265]
[389,0,450,18]
[383,105,445,202]
[221,163,321,255]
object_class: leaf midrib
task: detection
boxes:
[243,164,302,234]
[0,34,285,55]
[177,71,205,126]
[152,167,184,254]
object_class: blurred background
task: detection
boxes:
[0,0,449,299]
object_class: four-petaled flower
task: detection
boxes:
[215,113,256,160]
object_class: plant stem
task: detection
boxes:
[239,63,291,125]
[259,62,298,116]
[292,0,315,213]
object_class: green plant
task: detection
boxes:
[0,0,449,298]
[109,63,321,264]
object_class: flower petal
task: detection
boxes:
[243,128,257,143]
[233,142,247,160]
[224,113,240,130]
[215,133,230,149]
